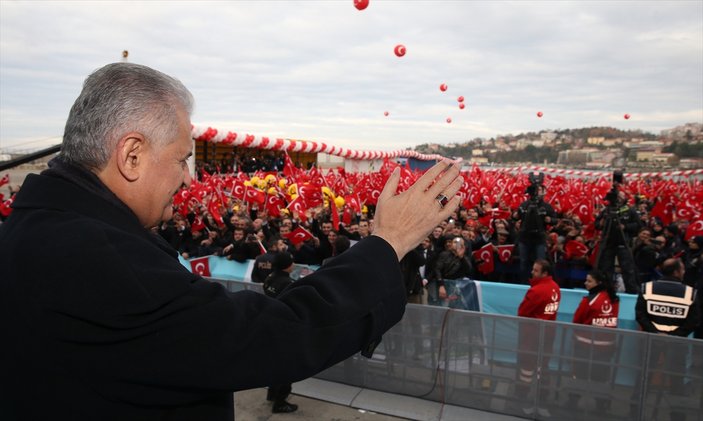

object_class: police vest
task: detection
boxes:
[642,280,696,333]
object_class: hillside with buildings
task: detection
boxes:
[415,122,703,169]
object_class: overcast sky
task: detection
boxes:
[1,0,702,153]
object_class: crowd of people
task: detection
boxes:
[131,158,701,292]
[148,157,701,417]
[125,157,702,344]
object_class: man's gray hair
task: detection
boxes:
[61,62,194,170]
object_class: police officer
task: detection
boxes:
[634,258,700,421]
[636,258,699,336]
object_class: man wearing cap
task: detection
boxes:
[262,251,299,413]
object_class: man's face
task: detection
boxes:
[359,221,369,235]
[233,229,244,241]
[279,225,291,237]
[137,107,192,228]
[321,222,332,235]
[531,262,545,279]
[638,230,652,243]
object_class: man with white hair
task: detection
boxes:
[0,62,463,420]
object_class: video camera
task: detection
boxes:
[525,172,545,200]
[604,170,624,208]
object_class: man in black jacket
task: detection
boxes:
[0,62,463,421]
[516,180,556,283]
[262,252,298,413]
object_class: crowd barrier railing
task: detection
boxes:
[209,276,702,421]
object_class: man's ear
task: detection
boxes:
[115,133,146,182]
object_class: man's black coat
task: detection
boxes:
[0,169,406,420]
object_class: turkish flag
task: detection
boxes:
[189,256,211,277]
[342,206,352,226]
[330,206,340,231]
[497,245,514,263]
[172,188,190,208]
[231,180,246,200]
[478,214,493,228]
[282,153,300,181]
[207,195,224,227]
[287,196,308,216]
[572,198,594,225]
[0,173,9,188]
[298,183,323,207]
[288,226,314,245]
[651,199,675,226]
[308,166,325,188]
[675,200,701,221]
[472,243,495,275]
[685,220,703,241]
[564,240,589,259]
[490,209,511,221]
[244,186,266,205]
[191,215,206,233]
[0,196,14,217]
[588,242,599,267]
[345,194,362,213]
[265,194,284,218]
[365,187,382,205]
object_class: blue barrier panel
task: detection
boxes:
[180,257,640,331]
[478,280,640,331]
[179,255,319,283]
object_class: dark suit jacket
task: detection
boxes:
[0,169,406,420]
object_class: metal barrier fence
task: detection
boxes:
[213,278,702,421]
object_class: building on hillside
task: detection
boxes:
[679,158,703,169]
[587,137,605,145]
[556,148,602,165]
[541,132,557,143]
[650,153,678,166]
[635,149,659,162]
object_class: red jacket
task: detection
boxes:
[573,290,619,328]
[573,289,619,346]
[518,275,561,320]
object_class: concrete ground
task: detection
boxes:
[234,387,408,421]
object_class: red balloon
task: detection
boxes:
[440,83,448,92]
[459,103,465,110]
[457,96,464,102]
[384,111,389,117]
[446,117,452,123]
[394,44,406,57]
[624,113,631,120]
[353,0,369,11]
[537,111,543,118]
